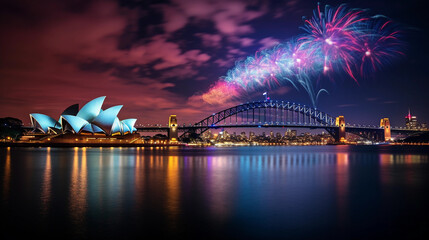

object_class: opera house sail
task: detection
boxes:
[29,96,137,136]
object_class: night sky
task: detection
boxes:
[0,0,428,127]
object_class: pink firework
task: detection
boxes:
[299,3,368,82]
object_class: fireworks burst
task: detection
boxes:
[212,3,405,107]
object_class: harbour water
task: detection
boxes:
[1,145,429,239]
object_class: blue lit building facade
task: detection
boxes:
[30,96,137,136]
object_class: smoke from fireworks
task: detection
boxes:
[201,3,404,107]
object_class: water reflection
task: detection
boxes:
[206,156,233,221]
[134,147,144,211]
[2,146,429,239]
[70,147,88,236]
[166,156,180,228]
[41,147,51,215]
[2,147,11,203]
[336,153,349,224]
[379,153,427,165]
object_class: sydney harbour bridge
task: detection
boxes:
[137,100,427,143]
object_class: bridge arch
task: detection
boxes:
[181,100,336,137]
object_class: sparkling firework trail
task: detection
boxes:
[213,3,405,107]
[357,16,405,76]
[299,3,368,82]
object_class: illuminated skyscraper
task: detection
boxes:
[285,129,291,137]
[240,132,247,140]
[405,109,418,129]
[249,132,255,140]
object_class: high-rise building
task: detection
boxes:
[285,129,291,137]
[240,132,247,140]
[202,130,213,139]
[249,132,255,140]
[285,128,297,137]
[224,130,230,139]
[405,109,418,129]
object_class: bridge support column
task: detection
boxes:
[380,118,391,142]
[335,116,346,143]
[168,115,178,143]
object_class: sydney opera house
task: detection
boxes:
[30,96,137,135]
[21,96,141,145]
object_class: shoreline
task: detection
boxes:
[0,142,185,148]
[1,142,428,148]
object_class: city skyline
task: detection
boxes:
[0,0,428,127]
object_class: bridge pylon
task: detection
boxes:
[168,115,178,143]
[380,118,391,142]
[335,116,346,143]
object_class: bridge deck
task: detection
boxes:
[136,124,428,133]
